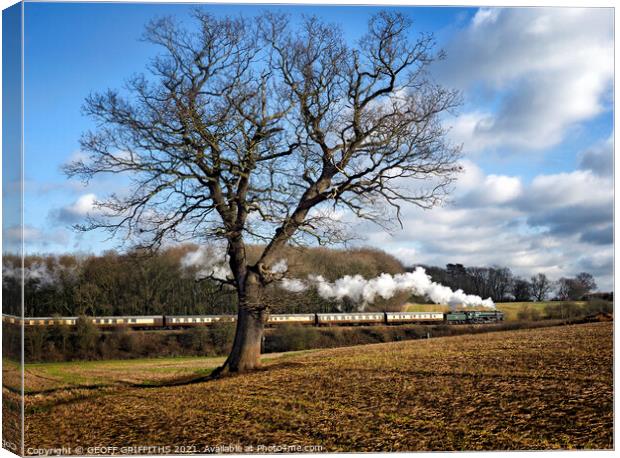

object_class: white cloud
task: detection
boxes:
[437,7,613,153]
[350,142,613,291]
[53,193,100,223]
[523,170,612,211]
[471,8,499,28]
[578,134,613,176]
[457,163,523,207]
[3,224,69,250]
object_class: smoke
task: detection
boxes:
[280,277,306,293]
[270,259,288,274]
[180,246,232,281]
[2,259,79,290]
[279,267,495,309]
[179,247,494,309]
[180,248,290,282]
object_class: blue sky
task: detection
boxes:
[8,2,615,290]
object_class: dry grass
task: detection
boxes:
[23,322,612,452]
[7,352,309,394]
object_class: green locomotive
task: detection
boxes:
[444,310,504,324]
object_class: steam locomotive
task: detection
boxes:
[2,310,504,329]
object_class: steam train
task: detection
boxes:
[2,310,504,329]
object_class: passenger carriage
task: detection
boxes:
[386,312,444,324]
[89,316,164,328]
[316,312,385,326]
[266,314,315,326]
[165,315,236,327]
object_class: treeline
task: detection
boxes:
[419,263,607,303]
[517,299,613,321]
[2,245,407,317]
[3,247,610,318]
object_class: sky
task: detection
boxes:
[5,2,614,291]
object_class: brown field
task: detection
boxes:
[20,322,612,452]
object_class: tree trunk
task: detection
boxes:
[223,307,264,372]
[213,272,265,375]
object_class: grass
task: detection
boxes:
[10,351,318,394]
[22,322,612,452]
[403,301,587,321]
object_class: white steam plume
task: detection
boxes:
[180,246,232,281]
[270,259,288,274]
[280,277,306,293]
[179,247,494,309]
[180,248,290,282]
[3,259,79,290]
[279,267,495,309]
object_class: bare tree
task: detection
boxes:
[557,272,597,301]
[575,272,597,296]
[511,277,532,302]
[530,273,553,302]
[556,277,573,301]
[487,266,513,302]
[65,10,461,373]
